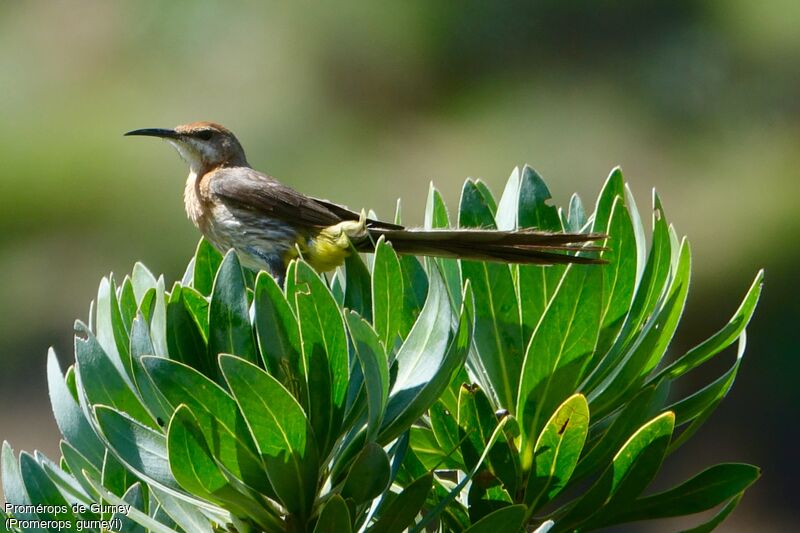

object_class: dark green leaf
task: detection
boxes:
[369,474,432,533]
[594,197,638,358]
[425,184,462,308]
[193,238,223,297]
[19,452,79,526]
[166,285,211,377]
[398,255,429,341]
[220,354,320,521]
[142,356,273,496]
[253,271,306,407]
[345,312,389,440]
[658,270,763,380]
[460,179,522,411]
[463,504,526,533]
[167,405,281,531]
[291,261,349,457]
[516,166,566,337]
[581,193,672,391]
[458,384,520,495]
[314,494,352,533]
[344,251,372,321]
[681,493,745,533]
[371,237,405,351]
[342,442,391,504]
[115,483,146,533]
[128,314,172,423]
[94,406,179,491]
[208,251,257,364]
[591,238,691,416]
[380,271,468,443]
[597,463,759,525]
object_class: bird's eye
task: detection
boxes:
[196,130,213,141]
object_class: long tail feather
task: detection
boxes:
[360,228,606,265]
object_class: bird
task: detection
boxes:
[125,121,604,284]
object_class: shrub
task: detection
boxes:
[1,166,762,532]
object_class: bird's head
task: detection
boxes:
[125,121,248,173]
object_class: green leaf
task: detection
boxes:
[525,394,589,509]
[458,384,520,495]
[96,276,132,381]
[208,250,257,364]
[314,494,352,533]
[150,486,217,533]
[167,405,282,531]
[342,442,391,504]
[253,271,306,407]
[581,193,672,390]
[132,262,158,304]
[369,473,432,533]
[571,383,664,484]
[590,239,691,415]
[35,451,96,516]
[345,312,389,441]
[658,269,763,380]
[128,314,173,423]
[429,401,464,468]
[2,443,39,528]
[597,463,759,525]
[682,493,745,533]
[94,406,180,491]
[516,166,566,337]
[411,417,511,533]
[119,277,138,334]
[101,449,136,509]
[19,452,79,527]
[142,356,273,496]
[181,286,209,341]
[518,264,602,469]
[150,276,169,357]
[193,238,223,297]
[60,441,102,504]
[398,255,429,340]
[166,285,211,378]
[46,349,104,465]
[291,261,349,457]
[567,193,586,232]
[344,251,373,321]
[669,332,746,428]
[425,184,462,308]
[83,475,182,533]
[75,330,157,429]
[594,197,638,358]
[371,237,405,350]
[555,412,675,531]
[220,354,320,521]
[459,179,522,411]
[380,272,470,443]
[463,504,526,533]
[115,483,147,533]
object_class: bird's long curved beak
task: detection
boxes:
[124,128,179,139]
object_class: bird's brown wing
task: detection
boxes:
[209,167,400,229]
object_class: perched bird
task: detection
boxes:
[126,121,603,283]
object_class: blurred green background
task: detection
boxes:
[1,1,798,530]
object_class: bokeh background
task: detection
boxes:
[1,1,798,530]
